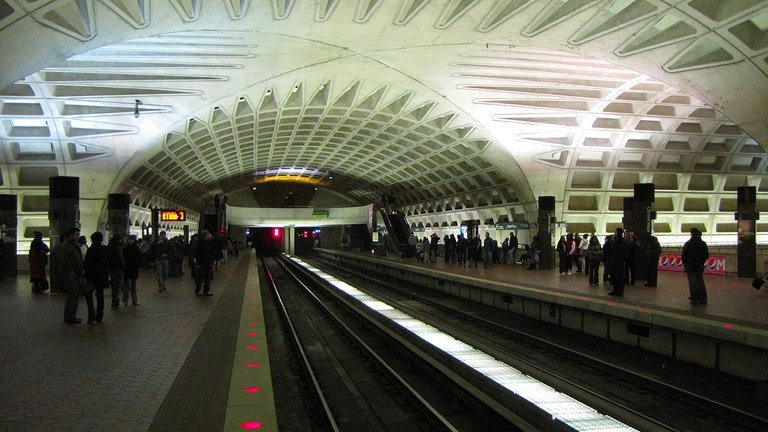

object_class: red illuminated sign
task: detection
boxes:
[160,209,186,222]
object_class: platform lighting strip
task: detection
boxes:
[289,257,639,432]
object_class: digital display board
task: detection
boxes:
[160,209,186,222]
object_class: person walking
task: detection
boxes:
[53,227,84,324]
[682,228,709,305]
[123,234,142,306]
[151,230,172,291]
[83,232,109,323]
[28,231,50,293]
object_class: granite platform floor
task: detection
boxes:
[0,250,267,432]
[367,250,768,329]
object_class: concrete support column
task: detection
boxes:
[107,193,131,238]
[736,186,758,278]
[49,176,79,293]
[151,207,159,242]
[537,196,555,270]
[0,195,18,279]
[629,183,655,281]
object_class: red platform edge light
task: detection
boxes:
[245,362,262,368]
[247,344,259,350]
[247,331,259,337]
[724,323,735,329]
[243,387,261,393]
[241,420,263,429]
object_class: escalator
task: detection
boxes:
[380,210,411,257]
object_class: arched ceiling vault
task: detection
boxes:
[1,0,768,241]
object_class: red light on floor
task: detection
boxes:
[724,323,735,329]
[243,387,261,393]
[247,331,259,337]
[241,421,263,429]
[247,344,259,350]
[639,308,650,313]
[248,321,258,326]
[245,363,262,368]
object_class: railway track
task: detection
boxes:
[260,256,516,432]
[308,254,768,432]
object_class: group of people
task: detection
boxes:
[557,228,662,297]
[405,226,710,304]
[411,231,521,269]
[557,227,709,302]
[26,227,228,325]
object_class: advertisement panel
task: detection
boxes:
[658,252,726,275]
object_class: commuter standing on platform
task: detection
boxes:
[193,229,215,296]
[509,232,518,264]
[429,233,439,263]
[602,235,612,285]
[123,235,142,306]
[483,232,494,268]
[587,234,601,287]
[556,235,568,275]
[54,227,84,324]
[456,233,467,266]
[107,233,126,309]
[579,234,590,275]
[407,232,418,259]
[645,235,662,288]
[607,228,627,297]
[624,232,638,286]
[29,231,50,293]
[151,230,172,292]
[447,234,457,263]
[501,236,509,264]
[682,228,709,305]
[83,232,109,323]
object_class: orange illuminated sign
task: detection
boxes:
[160,209,186,222]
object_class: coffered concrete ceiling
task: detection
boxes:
[1,0,767,241]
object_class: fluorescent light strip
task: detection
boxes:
[290,257,639,432]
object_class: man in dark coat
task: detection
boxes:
[84,232,109,323]
[53,227,84,324]
[607,228,627,297]
[682,228,709,305]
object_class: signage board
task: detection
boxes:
[160,209,186,222]
[658,252,726,276]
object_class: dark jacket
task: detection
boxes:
[53,238,84,277]
[107,240,125,272]
[123,243,143,279]
[193,237,214,267]
[84,243,109,285]
[682,236,709,273]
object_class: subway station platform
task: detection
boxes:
[0,250,276,432]
[315,247,768,382]
[3,245,767,432]
[337,248,768,328]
